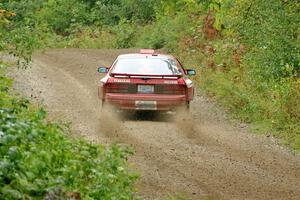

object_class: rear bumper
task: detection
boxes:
[105,93,187,111]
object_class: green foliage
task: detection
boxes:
[219,0,300,79]
[53,27,116,49]
[89,0,159,25]
[136,11,198,51]
[38,0,90,35]
[0,3,44,63]
[112,20,138,48]
[0,65,138,199]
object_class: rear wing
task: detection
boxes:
[110,73,182,79]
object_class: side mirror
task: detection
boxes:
[186,69,196,76]
[98,66,108,73]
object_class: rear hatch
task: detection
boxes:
[105,76,187,95]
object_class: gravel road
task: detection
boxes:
[12,49,300,200]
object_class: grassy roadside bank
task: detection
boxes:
[0,61,138,199]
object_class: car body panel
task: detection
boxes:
[98,50,195,111]
[105,93,187,110]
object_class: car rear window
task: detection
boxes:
[110,57,182,75]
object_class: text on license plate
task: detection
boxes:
[135,101,157,110]
[137,85,154,93]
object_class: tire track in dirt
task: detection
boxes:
[12,49,300,200]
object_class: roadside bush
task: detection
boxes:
[219,0,300,79]
[136,12,196,51]
[37,0,90,35]
[0,65,138,199]
[88,0,159,25]
[0,3,50,63]
[112,20,138,48]
[52,27,116,49]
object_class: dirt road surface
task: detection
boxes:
[12,49,300,200]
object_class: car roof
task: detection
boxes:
[117,53,175,60]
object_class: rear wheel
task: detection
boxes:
[101,100,112,113]
[180,101,190,113]
[185,101,190,112]
[101,100,106,112]
[175,101,190,114]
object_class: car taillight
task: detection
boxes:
[155,85,186,95]
[105,83,136,93]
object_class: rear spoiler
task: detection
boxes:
[110,73,182,79]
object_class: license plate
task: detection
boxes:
[135,101,157,110]
[137,85,154,94]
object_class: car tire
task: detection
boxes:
[101,101,107,112]
[185,101,190,112]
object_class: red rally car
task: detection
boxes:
[98,49,196,111]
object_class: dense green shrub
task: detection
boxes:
[111,20,138,48]
[136,7,201,51]
[0,2,47,63]
[89,0,159,25]
[0,65,138,199]
[222,0,300,79]
[37,0,90,35]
